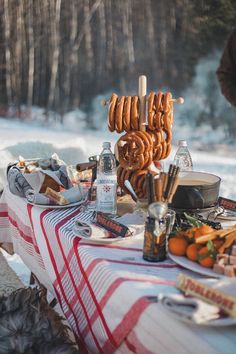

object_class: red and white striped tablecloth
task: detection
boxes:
[0,186,236,354]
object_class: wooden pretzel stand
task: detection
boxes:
[102,75,184,214]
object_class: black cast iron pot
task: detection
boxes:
[170,171,221,210]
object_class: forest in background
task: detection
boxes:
[0,0,236,126]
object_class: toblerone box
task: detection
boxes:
[176,273,236,318]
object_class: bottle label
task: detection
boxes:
[97,177,117,184]
[96,183,117,213]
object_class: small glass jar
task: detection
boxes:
[143,202,168,262]
[143,216,167,262]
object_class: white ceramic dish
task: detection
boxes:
[161,303,236,327]
[216,212,236,221]
[168,253,221,278]
[72,224,140,244]
[160,278,236,327]
[28,199,86,209]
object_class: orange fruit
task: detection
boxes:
[194,224,214,239]
[184,227,198,240]
[168,237,188,256]
[186,243,202,262]
[197,246,215,268]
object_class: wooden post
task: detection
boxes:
[138,75,147,131]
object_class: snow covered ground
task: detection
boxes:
[0,113,236,284]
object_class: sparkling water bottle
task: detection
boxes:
[173,140,193,171]
[96,142,117,214]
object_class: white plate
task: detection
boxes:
[72,224,139,244]
[28,199,86,209]
[168,253,221,278]
[160,278,236,327]
[161,302,236,327]
[216,212,236,221]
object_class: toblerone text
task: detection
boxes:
[176,273,236,318]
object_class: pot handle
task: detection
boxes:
[188,188,205,209]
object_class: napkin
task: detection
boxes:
[61,186,88,204]
[73,210,145,241]
[159,293,220,324]
[74,219,110,239]
[7,153,73,198]
[25,189,53,205]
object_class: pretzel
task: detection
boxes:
[163,92,172,112]
[123,96,131,132]
[134,131,153,168]
[117,131,153,170]
[107,90,174,167]
[146,130,162,162]
[148,91,174,132]
[163,128,172,144]
[117,166,146,199]
[153,144,163,161]
[160,140,167,160]
[108,93,118,132]
[148,91,156,130]
[118,166,159,199]
[117,165,133,194]
[131,170,147,199]
[163,111,173,131]
[131,96,139,130]
[115,96,125,133]
[148,91,163,130]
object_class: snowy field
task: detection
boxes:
[0,115,236,198]
[0,113,236,284]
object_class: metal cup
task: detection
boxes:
[148,202,168,220]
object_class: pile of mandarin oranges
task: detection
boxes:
[168,224,223,268]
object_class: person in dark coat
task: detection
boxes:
[216,29,236,106]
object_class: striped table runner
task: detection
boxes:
[0,185,236,354]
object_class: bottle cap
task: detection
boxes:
[178,140,187,147]
[102,142,111,149]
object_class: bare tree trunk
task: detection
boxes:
[47,0,61,116]
[105,0,113,73]
[15,2,23,107]
[40,0,50,107]
[71,0,102,54]
[33,0,40,106]
[3,0,12,109]
[96,0,106,83]
[62,0,79,113]
[124,0,134,65]
[83,0,93,74]
[145,0,158,76]
[70,0,101,108]
[27,0,34,113]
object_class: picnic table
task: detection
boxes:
[0,184,235,354]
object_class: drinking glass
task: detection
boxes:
[165,209,176,237]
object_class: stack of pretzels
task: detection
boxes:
[107,91,174,199]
